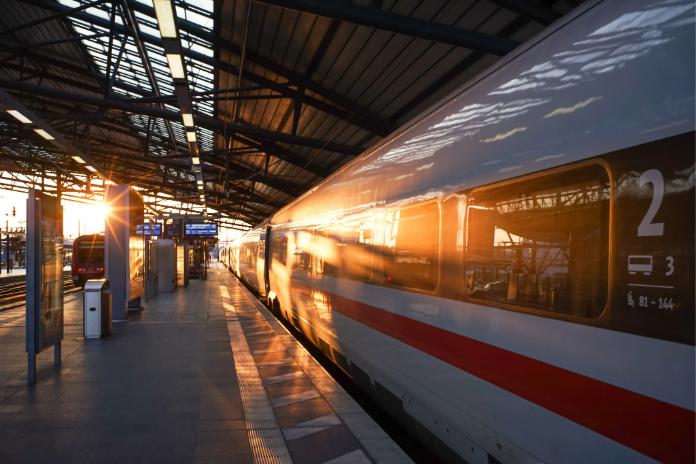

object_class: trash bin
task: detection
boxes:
[84,279,112,339]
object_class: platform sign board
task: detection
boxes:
[136,224,161,236]
[105,185,145,319]
[165,223,180,239]
[185,223,217,236]
[26,190,64,383]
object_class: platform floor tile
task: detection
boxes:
[0,263,413,464]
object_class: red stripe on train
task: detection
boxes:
[325,291,695,464]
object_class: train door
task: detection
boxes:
[257,232,266,297]
[264,226,272,296]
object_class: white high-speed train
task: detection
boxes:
[221,0,695,462]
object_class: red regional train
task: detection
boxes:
[221,0,695,462]
[71,234,105,288]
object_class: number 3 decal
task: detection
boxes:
[638,169,664,236]
[666,256,674,276]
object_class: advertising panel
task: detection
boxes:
[39,194,64,351]
[127,188,145,301]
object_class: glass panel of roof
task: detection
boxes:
[59,0,216,154]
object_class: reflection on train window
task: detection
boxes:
[384,202,440,291]
[239,244,253,266]
[341,218,373,282]
[271,234,287,268]
[466,164,610,319]
[292,231,312,272]
[315,226,339,276]
[77,241,104,264]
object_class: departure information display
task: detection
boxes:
[185,223,217,236]
[136,224,162,236]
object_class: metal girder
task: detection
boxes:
[125,85,273,104]
[117,173,285,210]
[17,0,395,137]
[232,134,332,178]
[117,0,179,150]
[5,49,157,98]
[0,78,363,157]
[122,122,189,152]
[125,0,398,135]
[0,0,110,38]
[487,0,562,25]
[84,144,304,195]
[0,33,109,53]
[0,88,112,183]
[256,0,522,55]
[0,61,103,95]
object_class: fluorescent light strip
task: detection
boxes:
[86,166,98,173]
[153,0,178,38]
[34,129,54,140]
[7,110,32,124]
[166,54,186,79]
[72,156,86,164]
[182,113,194,127]
[186,131,197,143]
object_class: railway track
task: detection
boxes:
[0,276,77,308]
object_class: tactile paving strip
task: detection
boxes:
[222,285,293,464]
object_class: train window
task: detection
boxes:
[384,202,440,291]
[292,231,312,272]
[314,227,339,276]
[341,218,373,282]
[77,242,104,265]
[465,164,610,319]
[271,233,288,268]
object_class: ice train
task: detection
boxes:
[221,0,695,462]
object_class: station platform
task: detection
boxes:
[0,263,412,464]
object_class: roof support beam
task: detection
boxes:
[0,79,362,157]
[125,0,399,135]
[15,0,395,136]
[117,0,179,152]
[83,144,303,195]
[117,174,285,210]
[255,0,521,55]
[5,49,157,98]
[0,33,109,53]
[232,134,331,178]
[0,0,109,38]
[487,0,562,25]
[0,88,112,183]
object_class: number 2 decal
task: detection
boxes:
[638,169,664,236]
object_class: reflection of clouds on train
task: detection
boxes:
[616,164,695,199]
[355,98,549,174]
[494,1,693,96]
[353,0,692,181]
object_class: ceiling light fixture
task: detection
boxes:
[153,0,177,38]
[34,129,54,140]
[72,156,86,164]
[191,156,200,165]
[166,54,186,79]
[186,131,197,143]
[182,113,194,127]
[86,166,98,173]
[7,110,32,124]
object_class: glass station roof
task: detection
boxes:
[58,0,215,156]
